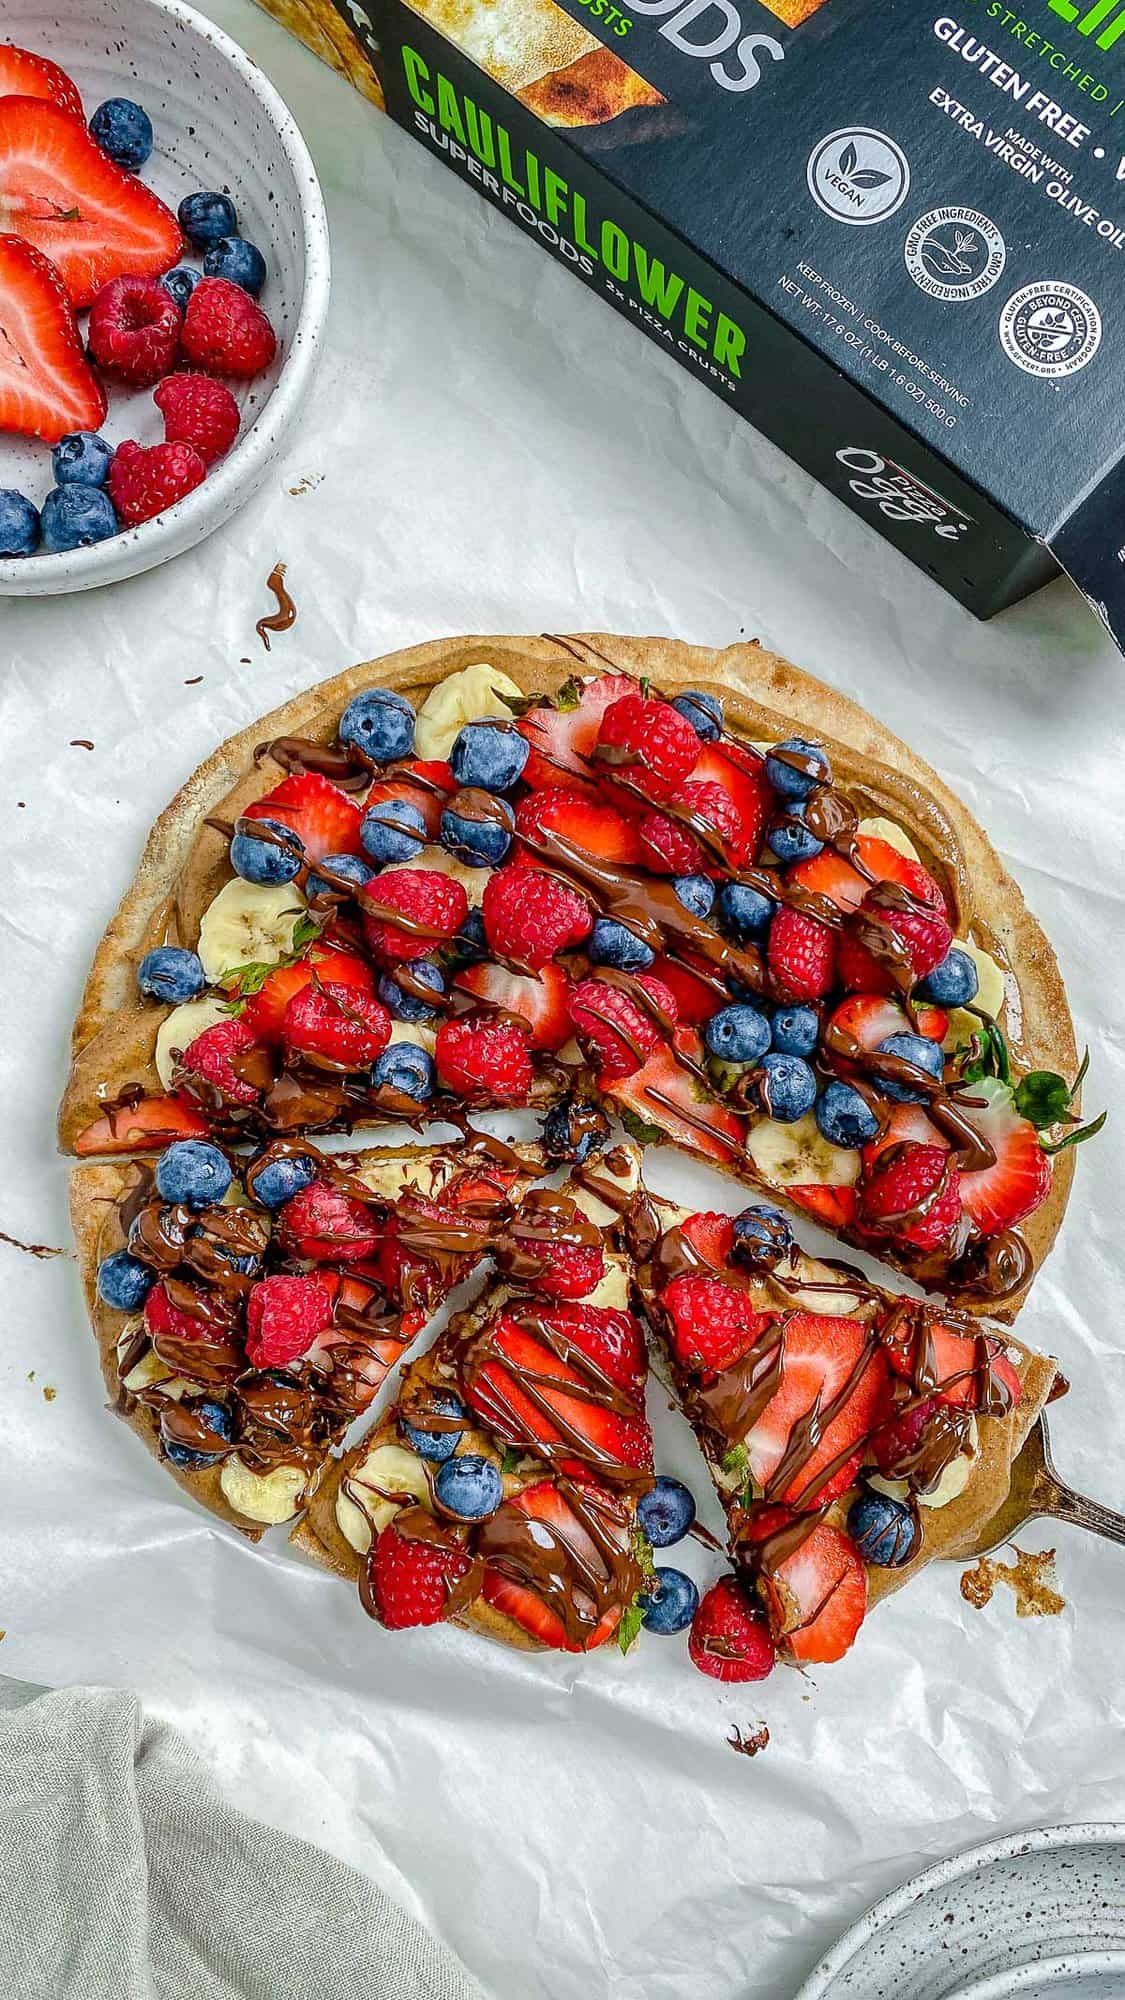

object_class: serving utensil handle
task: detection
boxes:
[1044,1477,1125,1548]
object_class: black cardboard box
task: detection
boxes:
[269,0,1125,644]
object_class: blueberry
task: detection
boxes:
[137,946,206,1005]
[155,1139,232,1209]
[0,489,39,558]
[542,1093,610,1165]
[401,1391,465,1462]
[306,852,373,899]
[637,1474,696,1548]
[449,721,528,793]
[765,736,831,801]
[732,1203,794,1267]
[446,908,488,967]
[718,880,774,941]
[166,1397,235,1470]
[160,265,201,313]
[89,97,153,170]
[876,1033,944,1104]
[847,1489,919,1568]
[770,1005,819,1057]
[673,874,715,920]
[178,190,238,248]
[40,486,117,553]
[587,917,654,973]
[639,1567,700,1635]
[361,797,428,866]
[704,1003,771,1065]
[769,803,823,864]
[440,799,513,868]
[371,1042,434,1102]
[816,1080,878,1149]
[670,690,722,741]
[917,947,979,1009]
[338,688,415,765]
[378,960,446,1023]
[96,1248,155,1311]
[435,1451,503,1519]
[250,1151,317,1209]
[230,817,303,885]
[756,1052,818,1122]
[52,432,114,489]
[202,234,266,296]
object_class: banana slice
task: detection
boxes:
[586,1257,631,1311]
[943,938,1007,1051]
[414,663,523,760]
[857,814,921,864]
[570,1148,640,1230]
[336,1442,433,1554]
[220,1458,306,1525]
[406,849,492,908]
[746,1112,860,1190]
[387,1019,438,1055]
[918,1419,979,1510]
[155,995,231,1089]
[355,1152,443,1201]
[197,878,307,984]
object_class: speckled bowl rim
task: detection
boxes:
[945,1949,1125,1998]
[0,0,330,595]
[794,1825,1125,2000]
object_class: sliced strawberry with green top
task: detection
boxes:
[454,959,572,1050]
[243,770,364,862]
[0,48,83,119]
[760,1519,867,1664]
[0,232,105,441]
[517,673,635,789]
[73,1090,209,1155]
[956,1075,1052,1237]
[744,1313,889,1509]
[604,1036,748,1168]
[481,1479,624,1651]
[789,834,947,919]
[463,1309,652,1477]
[515,784,646,866]
[239,944,373,1043]
[0,98,181,308]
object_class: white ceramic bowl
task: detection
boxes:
[0,0,330,593]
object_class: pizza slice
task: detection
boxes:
[74,1132,544,1537]
[294,1143,657,1653]
[632,1196,1059,1677]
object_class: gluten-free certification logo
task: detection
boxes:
[905,207,1006,302]
[998,281,1102,378]
[806,128,910,226]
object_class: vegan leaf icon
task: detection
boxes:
[839,141,858,174]
[851,167,892,189]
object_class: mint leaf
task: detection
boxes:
[722,1443,749,1478]
[639,675,651,698]
[555,676,582,713]
[632,1528,656,1580]
[500,1448,522,1476]
[292,913,322,950]
[620,1109,663,1145]
[219,959,278,997]
[617,1603,645,1655]
[1041,1109,1106,1156]
[1014,1070,1072,1130]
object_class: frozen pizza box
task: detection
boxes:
[257,0,1125,645]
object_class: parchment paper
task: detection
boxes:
[1,5,1124,1994]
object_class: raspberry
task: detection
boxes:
[595,693,700,802]
[568,973,675,1080]
[502,1228,606,1300]
[689,1576,776,1683]
[181,276,277,378]
[178,1016,263,1106]
[87,274,181,385]
[107,438,207,527]
[275,1180,382,1261]
[838,889,953,995]
[767,907,837,1002]
[870,1394,944,1477]
[661,1273,773,1373]
[143,1280,214,1346]
[281,981,391,1068]
[361,867,468,962]
[245,1274,333,1367]
[434,1015,534,1104]
[859,1143,962,1252]
[368,1515,473,1629]
[154,371,241,465]
[637,808,706,876]
[482,862,592,971]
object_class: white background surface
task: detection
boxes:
[2,5,1124,1994]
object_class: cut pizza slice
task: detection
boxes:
[632,1197,1059,1675]
[73,1133,545,1539]
[294,1143,658,1654]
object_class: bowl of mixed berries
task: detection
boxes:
[0,0,330,592]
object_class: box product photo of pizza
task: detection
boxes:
[3,0,1125,1993]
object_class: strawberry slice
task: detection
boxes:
[73,1090,209,1155]
[0,233,104,441]
[862,1100,946,1174]
[828,992,948,1051]
[364,760,454,839]
[454,959,572,1050]
[685,739,772,865]
[886,1318,1021,1412]
[760,1520,867,1664]
[789,835,947,919]
[517,674,635,789]
[240,944,373,1044]
[604,1036,748,1169]
[243,771,363,863]
[481,1480,624,1651]
[786,1184,859,1230]
[649,953,723,1027]
[463,1309,652,1476]
[0,48,83,118]
[0,98,181,308]
[515,785,646,866]
[744,1313,889,1509]
[956,1076,1052,1237]
[680,1210,735,1269]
